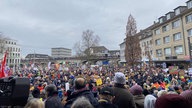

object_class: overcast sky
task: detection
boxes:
[0,0,187,57]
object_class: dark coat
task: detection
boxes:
[96,99,118,108]
[113,84,136,108]
[45,94,63,108]
[133,95,145,108]
[64,89,98,108]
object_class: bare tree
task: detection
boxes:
[74,29,100,62]
[74,41,83,57]
[144,45,152,69]
[125,14,141,68]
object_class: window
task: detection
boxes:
[172,19,180,28]
[175,8,180,15]
[159,18,163,23]
[162,25,169,32]
[188,28,192,37]
[164,36,170,43]
[186,14,192,23]
[164,48,171,56]
[150,50,153,55]
[156,49,162,57]
[173,32,182,41]
[187,1,192,9]
[155,39,161,45]
[167,14,171,20]
[154,29,160,35]
[150,40,152,44]
[144,42,146,47]
[174,45,183,55]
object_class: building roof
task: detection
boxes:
[152,6,192,29]
[138,23,158,40]
[165,11,174,15]
[108,50,120,52]
[174,6,187,10]
[51,47,71,50]
[90,46,108,53]
[119,41,125,46]
[186,0,192,3]
[25,53,50,59]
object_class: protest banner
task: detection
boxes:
[179,70,185,76]
[96,78,102,86]
[188,68,192,75]
[162,68,169,73]
[65,82,69,91]
[169,66,178,74]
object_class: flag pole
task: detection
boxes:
[0,50,7,78]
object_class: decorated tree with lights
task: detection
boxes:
[125,14,141,68]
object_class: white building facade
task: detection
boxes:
[4,38,21,70]
[119,41,126,63]
[51,47,72,58]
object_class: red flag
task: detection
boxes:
[0,51,7,78]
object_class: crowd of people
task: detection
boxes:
[8,64,192,108]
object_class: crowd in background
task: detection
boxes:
[10,63,192,108]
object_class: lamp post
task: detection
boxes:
[188,37,192,67]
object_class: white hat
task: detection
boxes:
[114,72,126,84]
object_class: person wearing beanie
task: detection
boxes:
[45,84,63,108]
[130,85,145,108]
[180,90,192,107]
[157,90,167,98]
[144,95,156,108]
[130,85,143,95]
[64,78,98,108]
[96,86,118,108]
[32,87,41,98]
[155,94,189,108]
[112,72,136,108]
[190,85,192,90]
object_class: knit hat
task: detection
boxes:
[114,72,126,84]
[32,87,40,98]
[190,85,192,90]
[155,94,189,108]
[180,90,192,103]
[157,90,167,97]
[130,85,143,95]
[100,86,113,96]
[144,95,156,108]
[45,84,57,96]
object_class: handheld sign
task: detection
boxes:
[169,66,178,74]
